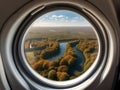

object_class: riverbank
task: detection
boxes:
[76,40,98,72]
[32,42,85,81]
[25,39,98,81]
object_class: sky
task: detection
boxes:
[32,10,91,27]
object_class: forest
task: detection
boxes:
[76,40,98,73]
[25,39,98,81]
[24,26,98,81]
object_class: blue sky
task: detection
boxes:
[32,10,91,27]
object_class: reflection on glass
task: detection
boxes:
[24,10,98,81]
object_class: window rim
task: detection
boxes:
[14,3,105,88]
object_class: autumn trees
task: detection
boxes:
[27,39,98,81]
[76,40,98,72]
[31,42,78,81]
[31,40,60,60]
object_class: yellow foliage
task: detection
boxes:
[48,70,57,80]
[57,72,69,81]
[32,60,50,70]
[76,40,98,73]
[59,55,76,65]
[57,65,68,72]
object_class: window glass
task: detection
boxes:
[24,10,99,81]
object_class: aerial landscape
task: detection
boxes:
[24,10,98,81]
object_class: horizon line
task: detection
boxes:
[31,25,92,27]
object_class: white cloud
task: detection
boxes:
[51,15,57,18]
[58,15,64,18]
[32,21,91,27]
[50,14,68,22]
[32,14,91,27]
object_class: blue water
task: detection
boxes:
[48,42,84,65]
[72,47,84,72]
[73,47,84,64]
[48,43,66,60]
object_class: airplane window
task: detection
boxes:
[23,10,99,81]
[0,0,119,89]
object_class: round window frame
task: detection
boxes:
[1,0,118,89]
[14,3,105,88]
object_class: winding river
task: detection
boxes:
[48,42,66,60]
[48,42,85,66]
